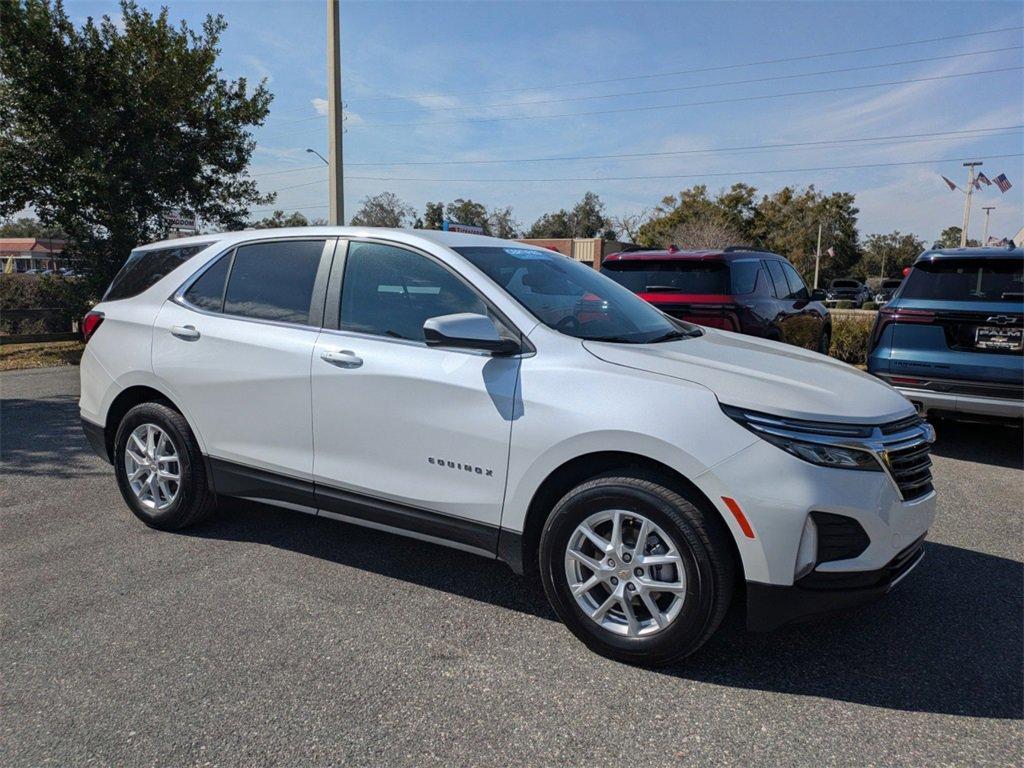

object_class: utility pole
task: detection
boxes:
[813,221,823,289]
[982,206,995,245]
[960,161,983,247]
[327,0,344,225]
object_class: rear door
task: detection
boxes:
[153,238,334,495]
[763,259,800,342]
[779,261,823,349]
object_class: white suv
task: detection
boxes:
[80,228,936,665]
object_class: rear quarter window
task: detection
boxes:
[104,243,213,301]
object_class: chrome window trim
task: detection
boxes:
[171,236,335,333]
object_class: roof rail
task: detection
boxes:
[723,244,759,252]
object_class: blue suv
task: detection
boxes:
[867,247,1023,422]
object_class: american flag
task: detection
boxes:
[994,173,1013,193]
[941,175,958,191]
[976,171,993,186]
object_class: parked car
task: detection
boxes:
[868,246,1023,422]
[80,229,934,666]
[600,247,832,353]
[826,278,871,307]
[874,278,903,305]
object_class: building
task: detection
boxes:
[515,237,631,269]
[0,238,69,273]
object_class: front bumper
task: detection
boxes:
[746,533,926,631]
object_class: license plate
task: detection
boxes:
[975,326,1023,351]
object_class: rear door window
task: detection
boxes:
[764,260,791,299]
[104,243,212,301]
[222,240,325,325]
[901,259,1023,302]
[781,262,810,300]
[729,260,762,294]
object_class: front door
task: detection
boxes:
[311,240,521,552]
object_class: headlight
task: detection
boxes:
[722,405,882,471]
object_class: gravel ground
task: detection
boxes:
[2,366,1021,767]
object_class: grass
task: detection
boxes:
[0,340,84,371]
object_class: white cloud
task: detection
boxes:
[312,98,328,116]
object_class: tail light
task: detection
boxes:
[869,307,934,351]
[82,310,104,342]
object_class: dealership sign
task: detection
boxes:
[442,220,484,235]
[164,209,197,231]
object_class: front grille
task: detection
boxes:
[811,512,870,562]
[879,413,922,435]
[886,441,933,500]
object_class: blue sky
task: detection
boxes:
[70,0,1023,243]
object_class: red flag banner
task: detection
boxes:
[941,175,958,191]
[994,173,1013,193]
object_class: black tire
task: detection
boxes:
[113,402,216,530]
[539,475,735,667]
[818,326,831,355]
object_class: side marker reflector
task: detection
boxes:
[722,496,756,539]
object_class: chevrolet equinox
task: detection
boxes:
[80,228,936,665]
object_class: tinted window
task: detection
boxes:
[104,243,212,301]
[183,253,231,312]
[457,246,695,343]
[765,260,790,299]
[831,279,860,288]
[223,240,324,324]
[781,262,809,300]
[341,242,488,341]
[600,260,729,294]
[901,258,1023,303]
[730,261,763,294]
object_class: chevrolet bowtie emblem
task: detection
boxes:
[986,315,1018,325]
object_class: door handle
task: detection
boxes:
[171,324,200,341]
[320,349,363,368]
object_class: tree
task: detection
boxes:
[487,206,520,239]
[609,209,651,243]
[0,216,67,239]
[527,192,615,239]
[933,226,978,249]
[249,210,325,229]
[445,198,489,231]
[667,219,745,250]
[0,0,273,295]
[637,183,756,247]
[348,192,416,228]
[859,231,925,280]
[422,202,444,230]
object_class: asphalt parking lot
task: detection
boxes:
[2,365,1021,767]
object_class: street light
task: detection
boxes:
[305,148,329,166]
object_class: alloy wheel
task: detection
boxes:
[124,423,181,511]
[564,509,687,637]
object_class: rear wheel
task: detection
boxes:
[539,475,734,666]
[818,326,831,355]
[113,402,216,530]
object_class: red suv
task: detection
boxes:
[601,247,832,352]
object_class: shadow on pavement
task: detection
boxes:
[192,499,1022,720]
[0,396,105,480]
[929,419,1023,470]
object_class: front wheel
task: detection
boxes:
[539,475,735,666]
[113,402,216,530]
[818,326,831,355]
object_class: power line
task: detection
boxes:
[260,44,1022,129]
[335,67,1024,129]
[338,152,1024,182]
[346,25,1024,103]
[337,126,1021,167]
[351,46,1023,118]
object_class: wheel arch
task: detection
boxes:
[513,450,745,586]
[101,385,183,462]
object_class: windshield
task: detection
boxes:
[831,280,860,288]
[881,279,903,290]
[455,246,698,343]
[901,258,1023,302]
[600,260,730,294]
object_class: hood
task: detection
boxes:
[583,330,915,424]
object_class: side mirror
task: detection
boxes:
[423,313,520,355]
[810,288,827,302]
